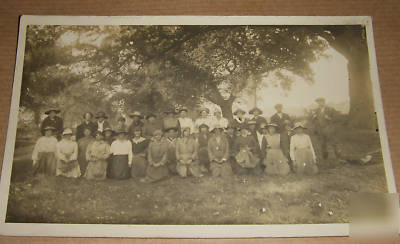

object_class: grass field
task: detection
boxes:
[5,128,389,224]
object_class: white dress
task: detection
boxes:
[290,133,318,174]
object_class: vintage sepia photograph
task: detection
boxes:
[0,16,396,237]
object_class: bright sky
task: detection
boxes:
[233,47,350,117]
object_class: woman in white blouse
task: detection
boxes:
[109,129,133,179]
[289,123,318,174]
[178,107,194,135]
[56,128,80,178]
[32,126,58,176]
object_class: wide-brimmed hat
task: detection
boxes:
[62,128,73,136]
[44,108,61,115]
[247,119,257,126]
[198,123,209,130]
[95,111,108,119]
[249,107,262,115]
[43,126,56,131]
[292,122,307,130]
[117,116,126,122]
[267,123,279,128]
[233,108,246,115]
[198,108,210,114]
[153,129,163,136]
[179,107,189,113]
[129,111,143,118]
[164,127,178,133]
[315,97,325,103]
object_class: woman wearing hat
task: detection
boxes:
[289,122,318,175]
[85,130,111,180]
[95,111,111,133]
[103,126,115,145]
[77,127,95,176]
[178,107,195,135]
[208,125,232,177]
[196,123,211,172]
[141,129,170,183]
[76,112,97,141]
[143,113,162,139]
[32,126,58,176]
[263,123,290,176]
[130,127,149,179]
[249,107,267,127]
[194,108,212,134]
[232,108,247,130]
[175,127,203,178]
[55,128,81,178]
[109,129,133,179]
[233,127,260,174]
[40,108,63,139]
[128,111,144,138]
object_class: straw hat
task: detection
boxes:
[44,108,61,115]
[249,107,262,115]
[62,128,73,136]
[233,108,246,115]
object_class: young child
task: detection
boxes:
[289,122,318,174]
[85,130,111,180]
[175,127,202,178]
[233,127,260,174]
[32,126,58,176]
[56,128,80,178]
[77,127,94,176]
[208,126,231,177]
[263,123,290,176]
[109,129,133,179]
[130,127,149,178]
[141,129,170,183]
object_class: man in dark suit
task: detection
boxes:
[40,108,63,139]
[249,107,267,127]
[95,111,111,133]
[270,104,292,133]
[311,97,340,160]
[76,112,97,141]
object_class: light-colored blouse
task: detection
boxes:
[56,139,78,162]
[289,133,316,161]
[32,136,58,162]
[86,140,111,161]
[110,139,133,165]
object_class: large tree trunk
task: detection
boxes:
[219,99,234,122]
[322,26,376,129]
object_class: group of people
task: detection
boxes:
[31,97,339,182]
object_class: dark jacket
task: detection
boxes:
[207,134,229,162]
[40,116,63,136]
[270,113,291,133]
[76,121,97,141]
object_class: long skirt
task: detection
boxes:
[198,147,210,170]
[131,155,148,178]
[146,164,170,181]
[235,149,259,168]
[85,159,108,180]
[56,159,81,178]
[210,160,233,177]
[293,148,318,175]
[264,148,290,176]
[33,152,57,176]
[109,155,130,179]
[176,159,202,177]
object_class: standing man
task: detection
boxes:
[40,108,64,139]
[76,112,97,141]
[249,107,267,127]
[270,104,291,133]
[95,111,111,133]
[311,97,340,161]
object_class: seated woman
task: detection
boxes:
[290,122,318,175]
[56,128,80,178]
[233,127,260,174]
[196,123,211,172]
[85,130,111,180]
[141,129,170,183]
[207,126,232,177]
[32,126,58,176]
[130,127,149,178]
[263,123,290,176]
[109,129,133,180]
[175,127,203,178]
